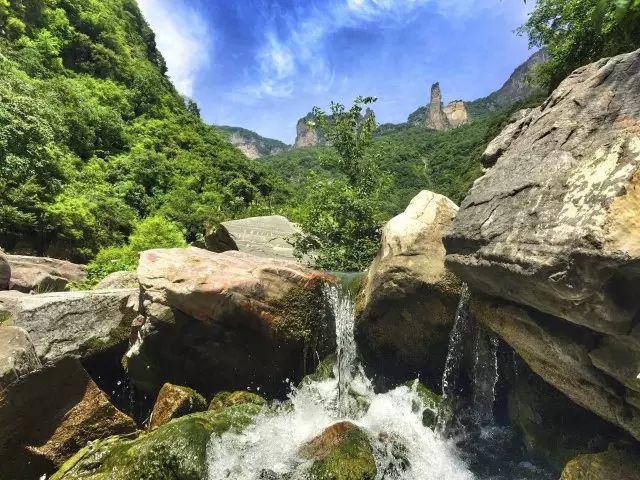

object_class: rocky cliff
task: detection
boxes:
[445,48,640,440]
[294,113,327,148]
[218,126,289,159]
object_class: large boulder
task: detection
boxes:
[0,326,41,391]
[0,289,139,364]
[356,190,462,386]
[6,255,86,293]
[445,49,640,336]
[445,50,640,440]
[206,215,300,263]
[0,252,10,290]
[0,357,136,478]
[126,248,336,398]
[50,404,262,480]
[148,383,207,430]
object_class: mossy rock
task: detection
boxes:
[302,422,377,480]
[300,354,337,386]
[208,390,266,412]
[560,447,640,480]
[50,403,262,480]
[149,383,208,430]
[403,380,444,428]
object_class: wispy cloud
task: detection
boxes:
[138,0,212,97]
[247,0,504,100]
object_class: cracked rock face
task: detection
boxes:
[445,48,640,336]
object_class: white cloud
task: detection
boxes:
[138,0,211,97]
[247,0,504,100]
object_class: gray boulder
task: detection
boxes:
[0,326,41,391]
[206,215,301,263]
[7,255,86,293]
[94,271,138,290]
[356,191,462,386]
[0,289,138,364]
[445,48,640,336]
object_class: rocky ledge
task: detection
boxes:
[445,49,640,440]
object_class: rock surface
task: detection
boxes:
[0,326,41,391]
[94,271,138,290]
[472,295,640,441]
[426,82,451,131]
[295,113,326,148]
[149,383,207,430]
[50,404,262,480]
[127,248,335,397]
[445,49,640,336]
[0,357,136,477]
[206,215,300,262]
[356,191,462,386]
[0,289,139,364]
[446,49,640,440]
[443,100,469,128]
[299,422,377,480]
[218,126,289,159]
[560,448,640,480]
[0,252,10,290]
[7,254,86,293]
[208,390,266,412]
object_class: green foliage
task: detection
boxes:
[83,216,186,286]
[519,0,640,90]
[0,0,287,262]
[293,98,389,272]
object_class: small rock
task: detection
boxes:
[94,271,138,290]
[149,383,207,430]
[6,255,86,293]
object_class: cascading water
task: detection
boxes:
[206,284,475,480]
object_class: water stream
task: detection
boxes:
[206,284,474,479]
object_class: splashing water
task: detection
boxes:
[206,284,475,480]
[441,284,472,401]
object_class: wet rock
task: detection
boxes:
[507,360,625,472]
[0,289,139,364]
[0,252,10,291]
[560,447,640,480]
[208,390,266,412]
[94,271,138,290]
[356,190,461,387]
[149,383,207,430]
[299,422,377,480]
[0,326,41,391]
[127,248,335,398]
[6,255,86,293]
[445,49,640,336]
[0,358,136,478]
[50,404,263,480]
[471,295,640,440]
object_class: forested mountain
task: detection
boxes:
[0,0,287,261]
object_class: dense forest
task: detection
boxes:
[1,0,638,274]
[0,0,288,264]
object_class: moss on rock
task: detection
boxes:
[300,354,337,386]
[50,404,262,480]
[208,390,266,412]
[149,383,208,430]
[301,422,377,480]
[403,380,444,428]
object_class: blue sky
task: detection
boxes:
[138,0,535,144]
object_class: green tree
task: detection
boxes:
[519,0,640,90]
[83,216,187,286]
[294,97,389,271]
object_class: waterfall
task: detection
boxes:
[206,282,474,480]
[441,284,472,400]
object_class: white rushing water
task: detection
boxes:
[206,284,475,480]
